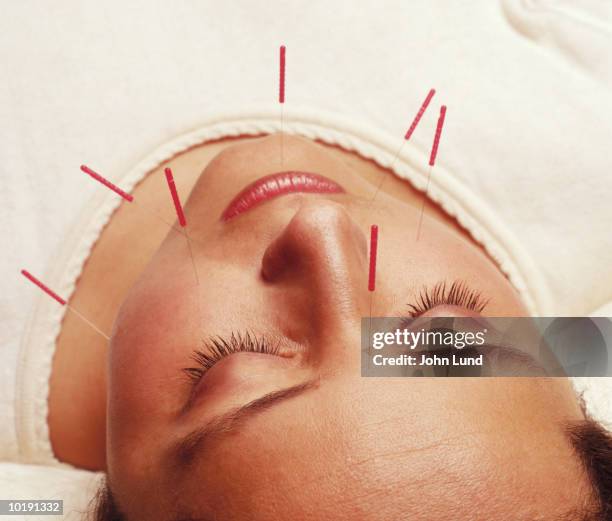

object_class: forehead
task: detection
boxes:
[152,377,587,521]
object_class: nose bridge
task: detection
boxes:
[261,200,368,331]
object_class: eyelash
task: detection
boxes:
[407,280,488,317]
[183,281,487,382]
[183,331,279,382]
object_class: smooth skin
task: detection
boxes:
[50,134,589,520]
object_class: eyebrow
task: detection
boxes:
[395,312,560,375]
[479,343,551,375]
[168,378,320,469]
[427,342,556,375]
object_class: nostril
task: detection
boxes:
[260,200,366,284]
[261,236,293,282]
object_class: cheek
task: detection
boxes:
[107,266,200,457]
[396,219,526,315]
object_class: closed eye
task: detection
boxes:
[407,280,489,317]
[182,331,280,384]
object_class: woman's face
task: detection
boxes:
[108,135,588,520]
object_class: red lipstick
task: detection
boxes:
[221,171,345,221]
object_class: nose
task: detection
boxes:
[261,200,368,342]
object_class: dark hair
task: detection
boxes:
[91,484,123,521]
[567,418,612,520]
[92,418,612,521]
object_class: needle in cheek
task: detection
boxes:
[368,225,378,352]
[80,164,134,202]
[404,88,436,141]
[368,225,378,292]
[416,105,447,241]
[279,44,286,167]
[370,88,436,205]
[163,167,204,338]
[164,167,187,227]
[20,269,110,340]
[80,163,211,252]
[80,163,206,341]
[20,269,66,305]
[81,163,179,234]
[279,45,286,105]
[429,105,447,167]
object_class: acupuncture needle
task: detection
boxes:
[279,44,286,167]
[369,88,436,206]
[80,164,210,251]
[415,105,447,241]
[20,269,110,341]
[163,167,204,336]
[368,224,379,355]
[79,164,204,337]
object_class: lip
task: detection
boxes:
[221,171,345,221]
